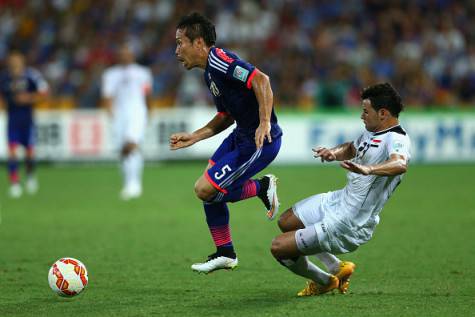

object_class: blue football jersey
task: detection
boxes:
[204,47,282,140]
[0,68,48,125]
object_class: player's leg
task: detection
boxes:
[24,145,38,194]
[205,137,282,219]
[120,141,143,199]
[25,124,38,194]
[193,162,220,201]
[191,200,238,274]
[210,174,279,219]
[191,135,282,271]
[7,143,19,184]
[271,196,342,296]
[272,206,334,286]
[276,207,352,284]
[7,142,22,198]
[288,196,356,294]
[270,229,338,296]
[278,209,346,275]
[315,253,356,294]
[191,165,237,273]
[114,115,128,197]
[7,123,22,197]
[277,208,305,232]
[191,135,238,273]
[314,253,341,275]
[312,252,356,294]
[119,113,145,200]
[198,157,262,202]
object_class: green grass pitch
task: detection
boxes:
[0,163,474,316]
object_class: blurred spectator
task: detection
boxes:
[1,0,475,109]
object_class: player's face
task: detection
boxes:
[361,99,380,132]
[175,29,200,70]
[7,54,25,77]
[118,46,134,64]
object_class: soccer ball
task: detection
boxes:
[48,257,88,297]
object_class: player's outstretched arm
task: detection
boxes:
[101,97,113,116]
[169,113,234,150]
[313,142,356,162]
[252,69,273,148]
[15,91,48,105]
[340,153,408,176]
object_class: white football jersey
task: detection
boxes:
[102,64,152,116]
[328,125,411,244]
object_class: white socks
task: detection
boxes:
[122,150,143,190]
[315,252,341,275]
[282,256,331,285]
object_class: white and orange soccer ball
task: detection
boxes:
[48,257,88,297]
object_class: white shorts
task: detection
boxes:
[293,192,360,255]
[113,112,146,147]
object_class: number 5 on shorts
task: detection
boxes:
[215,165,232,180]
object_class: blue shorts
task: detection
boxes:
[205,130,281,193]
[8,122,35,148]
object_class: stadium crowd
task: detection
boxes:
[1,0,474,109]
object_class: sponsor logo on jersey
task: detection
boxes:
[233,66,249,82]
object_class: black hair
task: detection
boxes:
[361,82,404,117]
[176,12,216,47]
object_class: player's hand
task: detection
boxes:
[169,132,195,150]
[340,160,372,175]
[14,92,33,105]
[255,121,271,148]
[313,147,336,162]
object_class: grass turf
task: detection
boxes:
[0,163,474,316]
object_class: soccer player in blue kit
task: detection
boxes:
[170,12,282,273]
[0,51,48,198]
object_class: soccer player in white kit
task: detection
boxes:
[270,83,411,296]
[101,44,152,200]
